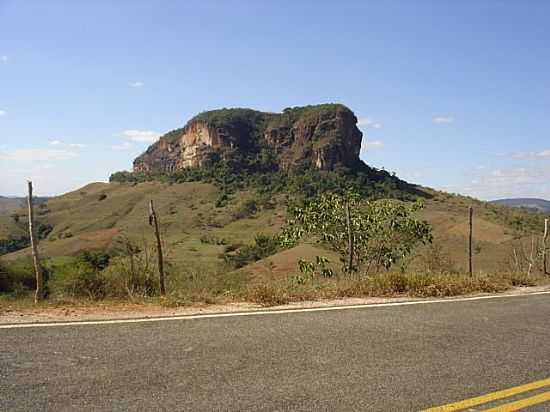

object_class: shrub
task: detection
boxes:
[0,260,35,294]
[281,191,432,274]
[224,234,279,269]
[200,235,227,245]
[47,251,111,299]
[233,198,258,220]
[48,259,107,300]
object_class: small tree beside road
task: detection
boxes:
[280,191,432,275]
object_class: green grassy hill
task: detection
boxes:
[1,179,547,281]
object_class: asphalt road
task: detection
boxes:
[2,294,550,411]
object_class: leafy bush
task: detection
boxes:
[281,191,432,274]
[233,198,258,220]
[0,260,35,294]
[200,235,227,245]
[48,259,106,300]
[46,251,110,299]
[224,234,279,269]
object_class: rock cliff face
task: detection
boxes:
[133,104,363,173]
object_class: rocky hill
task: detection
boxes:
[133,104,363,173]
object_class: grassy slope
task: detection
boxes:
[0,181,546,278]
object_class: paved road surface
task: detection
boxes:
[2,293,550,411]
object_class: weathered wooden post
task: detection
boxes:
[544,218,548,275]
[149,200,166,296]
[28,181,45,302]
[468,206,473,277]
[345,201,354,273]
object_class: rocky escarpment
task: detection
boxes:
[133,104,363,173]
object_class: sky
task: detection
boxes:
[1,0,549,199]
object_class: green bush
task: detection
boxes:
[47,251,111,299]
[48,260,105,300]
[0,260,35,294]
[233,198,258,220]
[224,234,279,269]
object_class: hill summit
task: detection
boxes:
[133,104,363,173]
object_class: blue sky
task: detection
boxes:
[1,0,549,199]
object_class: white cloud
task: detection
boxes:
[111,142,133,150]
[48,140,86,149]
[357,117,382,129]
[506,149,550,160]
[123,129,160,143]
[129,81,144,88]
[0,110,6,117]
[460,165,550,200]
[0,55,8,63]
[0,148,78,162]
[361,140,384,152]
[432,116,454,124]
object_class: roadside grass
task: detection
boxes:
[244,271,550,306]
[2,263,548,311]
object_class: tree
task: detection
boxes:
[280,192,432,274]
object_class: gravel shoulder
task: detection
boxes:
[1,285,549,325]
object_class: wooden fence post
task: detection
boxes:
[149,200,166,296]
[28,181,45,303]
[544,218,548,275]
[468,206,473,277]
[345,201,354,273]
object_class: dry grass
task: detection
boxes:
[243,271,550,306]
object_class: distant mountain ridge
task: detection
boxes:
[490,198,550,213]
[0,196,49,215]
[0,197,25,215]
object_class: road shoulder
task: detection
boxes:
[1,285,549,325]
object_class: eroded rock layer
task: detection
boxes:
[133,104,363,173]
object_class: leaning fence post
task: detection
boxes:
[468,206,473,277]
[149,200,166,296]
[544,218,548,275]
[28,181,45,303]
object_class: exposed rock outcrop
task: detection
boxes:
[133,104,363,173]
